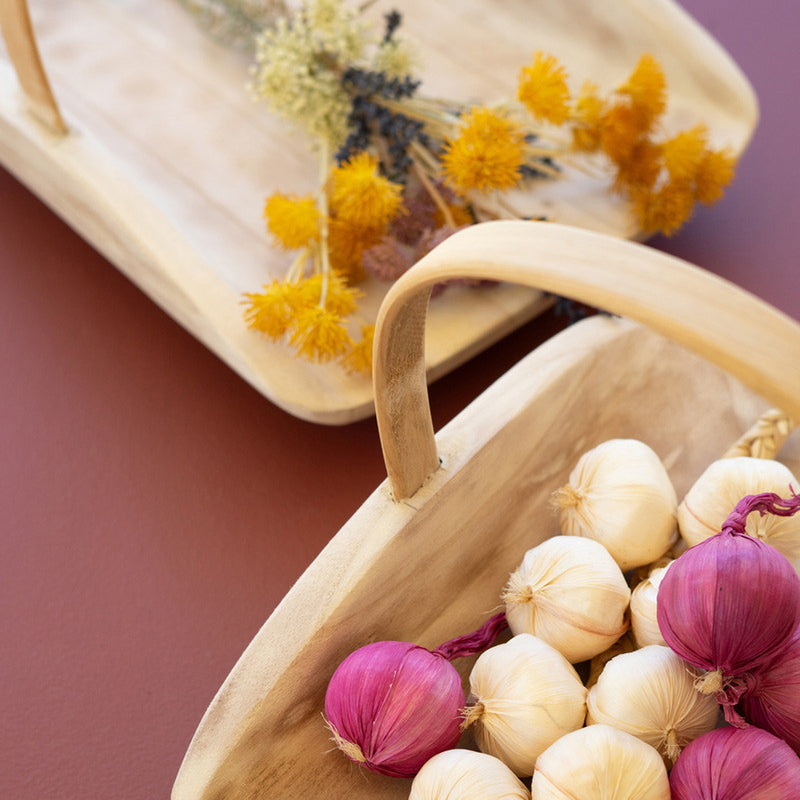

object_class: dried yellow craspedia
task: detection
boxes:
[617,53,667,132]
[518,51,571,125]
[289,305,353,363]
[243,279,306,339]
[340,324,375,376]
[571,80,606,152]
[327,216,383,283]
[263,192,321,250]
[329,152,404,229]
[613,139,663,193]
[441,106,526,195]
[633,179,696,236]
[661,124,709,182]
[694,146,737,205]
[299,273,362,317]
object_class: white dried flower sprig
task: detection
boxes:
[177,0,288,50]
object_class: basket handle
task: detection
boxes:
[0,0,67,133]
[374,220,800,500]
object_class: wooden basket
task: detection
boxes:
[172,221,800,798]
[0,0,759,424]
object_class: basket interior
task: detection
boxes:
[172,315,798,798]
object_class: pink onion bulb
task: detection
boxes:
[657,492,800,721]
[670,725,800,799]
[740,624,800,753]
[324,613,507,777]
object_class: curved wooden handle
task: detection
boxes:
[374,220,800,500]
[0,0,67,133]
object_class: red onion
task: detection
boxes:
[324,612,507,777]
[740,624,800,753]
[670,725,800,799]
[657,492,800,723]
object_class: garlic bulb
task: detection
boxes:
[502,536,630,663]
[586,645,719,766]
[531,724,670,799]
[409,749,530,800]
[553,439,678,571]
[678,456,800,561]
[630,562,672,648]
[463,634,587,777]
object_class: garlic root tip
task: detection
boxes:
[664,728,681,765]
[553,484,583,510]
[460,701,485,730]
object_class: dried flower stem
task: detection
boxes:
[410,152,455,229]
[317,139,333,307]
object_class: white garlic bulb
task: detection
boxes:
[553,439,678,571]
[630,562,672,648]
[678,457,800,562]
[463,633,587,777]
[586,645,719,766]
[409,749,530,800]
[502,536,630,663]
[531,724,670,799]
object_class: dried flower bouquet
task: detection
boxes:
[194,0,743,374]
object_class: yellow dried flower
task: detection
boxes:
[617,53,667,133]
[613,139,663,193]
[441,106,526,194]
[327,216,383,283]
[329,152,404,229]
[600,102,645,165]
[572,81,606,152]
[694,147,736,205]
[634,180,696,236]
[289,305,353,362]
[242,279,306,339]
[299,273,362,316]
[263,192,321,250]
[518,51,571,125]
[661,125,708,182]
[340,324,375,376]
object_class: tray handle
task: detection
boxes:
[374,220,800,500]
[0,0,67,133]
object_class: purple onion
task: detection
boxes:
[740,625,800,753]
[657,492,800,722]
[324,613,507,777]
[670,726,800,799]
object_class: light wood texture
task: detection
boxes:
[0,0,757,423]
[0,0,65,133]
[172,224,800,799]
[375,221,800,499]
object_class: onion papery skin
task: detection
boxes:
[324,641,465,777]
[740,625,800,753]
[656,528,800,703]
[669,726,800,799]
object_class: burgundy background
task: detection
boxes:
[1,1,798,797]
